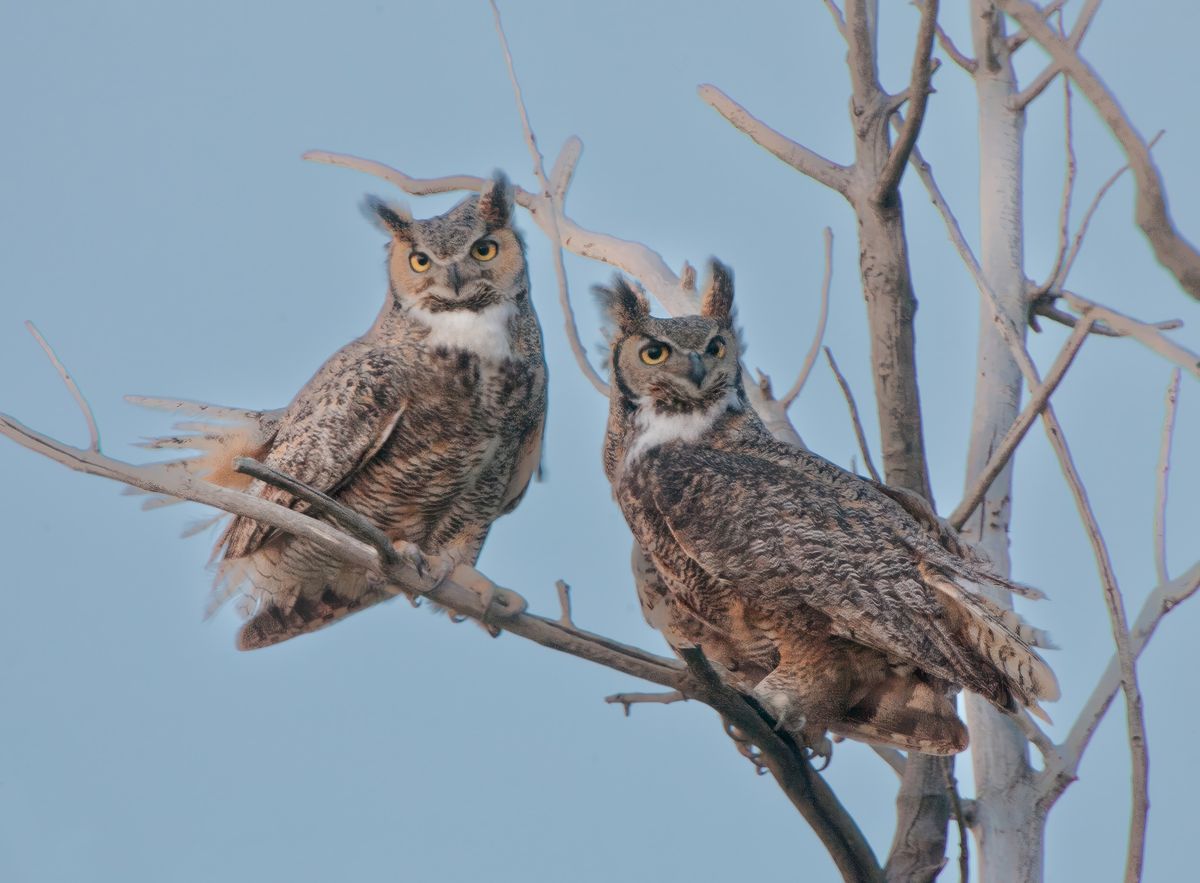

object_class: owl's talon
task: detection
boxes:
[805,736,834,769]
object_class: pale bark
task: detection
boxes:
[960,5,1046,880]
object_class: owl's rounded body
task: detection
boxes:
[135,173,546,649]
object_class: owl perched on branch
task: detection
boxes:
[131,172,547,650]
[599,261,1057,757]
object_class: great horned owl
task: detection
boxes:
[132,173,547,650]
[598,261,1057,756]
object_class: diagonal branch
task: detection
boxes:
[874,0,939,202]
[0,380,880,883]
[1010,0,1100,110]
[782,228,834,408]
[697,84,852,197]
[1052,130,1165,292]
[489,2,607,395]
[25,321,100,452]
[949,315,1093,530]
[1042,560,1200,810]
[999,0,1200,299]
[824,347,882,483]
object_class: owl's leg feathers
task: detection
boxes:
[751,655,846,765]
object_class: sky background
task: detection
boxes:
[2,2,1198,881]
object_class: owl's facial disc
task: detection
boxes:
[392,226,523,313]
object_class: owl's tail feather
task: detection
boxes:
[212,539,404,649]
[123,396,281,515]
[237,582,401,650]
[923,567,1061,710]
[836,676,969,756]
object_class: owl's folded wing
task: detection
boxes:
[644,446,1057,710]
[219,343,408,559]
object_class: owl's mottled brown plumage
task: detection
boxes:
[599,261,1057,756]
[132,173,546,650]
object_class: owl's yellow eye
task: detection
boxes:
[471,239,499,261]
[706,336,727,359]
[640,342,670,365]
[409,251,432,273]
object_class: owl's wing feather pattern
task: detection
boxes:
[499,413,544,515]
[219,342,409,560]
[642,445,1057,709]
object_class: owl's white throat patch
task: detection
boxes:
[626,389,740,463]
[410,300,516,361]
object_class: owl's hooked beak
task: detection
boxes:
[447,264,462,294]
[687,352,708,387]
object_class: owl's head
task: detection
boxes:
[365,171,527,314]
[598,260,744,425]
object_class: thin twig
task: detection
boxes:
[1001,0,1200,301]
[783,228,834,408]
[25,321,100,452]
[875,0,939,202]
[949,316,1093,530]
[489,1,607,395]
[943,761,970,883]
[929,10,975,72]
[823,347,882,483]
[1055,289,1200,378]
[1056,131,1166,291]
[1039,68,1076,296]
[1153,370,1181,586]
[1011,0,1101,111]
[1043,560,1200,810]
[604,690,686,716]
[555,579,576,629]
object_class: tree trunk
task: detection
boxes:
[962,3,1045,879]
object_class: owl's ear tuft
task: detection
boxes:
[699,258,735,322]
[363,196,413,241]
[478,170,514,229]
[594,276,650,332]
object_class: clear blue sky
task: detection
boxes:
[2,2,1198,881]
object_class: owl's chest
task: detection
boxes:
[351,349,542,520]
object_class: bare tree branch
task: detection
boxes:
[555,579,576,629]
[1039,71,1076,295]
[605,690,686,716]
[1154,370,1181,586]
[489,1,608,395]
[696,84,852,196]
[949,316,1093,531]
[678,647,884,883]
[1006,0,1068,53]
[875,0,939,202]
[824,346,882,483]
[1053,289,1200,377]
[1044,560,1200,810]
[1053,131,1165,292]
[25,321,100,453]
[782,228,834,408]
[822,0,847,38]
[1010,0,1100,110]
[924,5,976,73]
[1000,0,1200,299]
